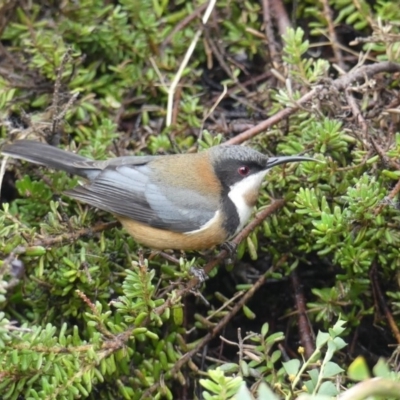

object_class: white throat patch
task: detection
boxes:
[228,170,269,234]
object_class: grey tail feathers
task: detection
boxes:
[2,140,91,178]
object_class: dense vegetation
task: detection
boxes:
[1,0,400,399]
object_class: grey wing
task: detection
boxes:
[71,155,162,180]
[65,164,217,233]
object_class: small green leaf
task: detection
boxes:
[316,331,330,348]
[372,358,392,378]
[242,305,256,320]
[257,382,280,400]
[282,359,300,376]
[317,381,339,396]
[322,361,344,378]
[348,356,371,381]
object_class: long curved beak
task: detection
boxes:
[266,156,317,169]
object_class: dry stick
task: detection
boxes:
[344,87,374,179]
[345,88,368,136]
[0,155,8,201]
[142,261,276,399]
[290,270,315,359]
[225,61,400,146]
[225,88,318,145]
[270,0,291,37]
[320,0,345,71]
[261,0,279,67]
[371,136,400,170]
[370,264,400,344]
[375,178,400,215]
[166,0,217,127]
[334,62,400,90]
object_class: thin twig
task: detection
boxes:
[262,0,279,67]
[142,260,280,399]
[270,0,291,36]
[226,62,400,145]
[225,88,319,145]
[290,270,315,358]
[374,179,400,215]
[166,0,217,127]
[370,264,400,344]
[0,155,8,201]
[320,0,345,70]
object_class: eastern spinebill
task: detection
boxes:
[2,140,315,250]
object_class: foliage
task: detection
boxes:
[1,0,400,399]
[200,320,400,400]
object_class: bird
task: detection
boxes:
[2,140,315,251]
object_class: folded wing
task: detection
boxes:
[66,163,217,233]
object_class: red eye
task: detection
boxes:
[238,166,250,176]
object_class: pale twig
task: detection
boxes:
[166,0,217,127]
[226,61,400,145]
[199,84,227,142]
[0,155,8,201]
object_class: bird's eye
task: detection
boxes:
[238,166,250,176]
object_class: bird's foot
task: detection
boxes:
[220,241,238,266]
[189,266,208,284]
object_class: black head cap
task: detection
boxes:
[208,145,315,188]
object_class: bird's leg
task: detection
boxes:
[220,241,238,266]
[189,266,208,283]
